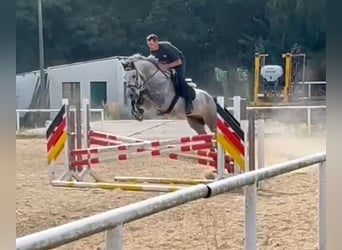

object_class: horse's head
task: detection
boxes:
[121,60,142,99]
[120,54,161,121]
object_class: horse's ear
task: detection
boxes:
[120,60,128,70]
[120,60,135,71]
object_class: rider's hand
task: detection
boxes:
[158,63,169,72]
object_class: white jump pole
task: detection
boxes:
[233,96,242,174]
[233,96,241,121]
[216,96,226,179]
[82,98,90,148]
[62,99,69,167]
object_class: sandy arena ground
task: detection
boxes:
[16,121,325,250]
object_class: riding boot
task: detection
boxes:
[182,85,193,114]
[175,62,193,114]
[185,99,193,115]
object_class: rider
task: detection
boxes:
[146,33,193,115]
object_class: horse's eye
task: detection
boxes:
[132,75,136,79]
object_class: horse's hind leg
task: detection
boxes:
[186,117,207,134]
[203,107,218,152]
[186,117,216,152]
[205,115,217,134]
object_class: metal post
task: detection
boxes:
[319,161,326,250]
[248,110,255,172]
[106,224,123,250]
[233,96,241,121]
[216,96,226,179]
[76,103,82,148]
[303,54,306,87]
[256,119,265,188]
[16,111,20,133]
[242,119,257,250]
[38,0,45,91]
[308,83,312,98]
[245,182,257,250]
[82,99,89,177]
[82,99,90,148]
[75,102,82,172]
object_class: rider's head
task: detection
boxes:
[146,34,159,51]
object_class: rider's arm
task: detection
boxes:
[160,43,183,68]
[165,58,182,68]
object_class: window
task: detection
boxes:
[90,81,107,108]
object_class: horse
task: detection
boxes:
[120,53,218,135]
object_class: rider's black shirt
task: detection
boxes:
[150,41,185,65]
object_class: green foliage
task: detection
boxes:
[16,0,326,89]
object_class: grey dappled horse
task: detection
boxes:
[120,54,217,135]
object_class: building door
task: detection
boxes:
[90,81,107,108]
[62,82,81,108]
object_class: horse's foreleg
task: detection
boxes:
[130,98,145,121]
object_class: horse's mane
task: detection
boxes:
[126,53,159,65]
[124,53,169,77]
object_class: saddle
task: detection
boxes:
[169,69,196,101]
[149,59,195,100]
[147,59,196,115]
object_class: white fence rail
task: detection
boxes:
[226,105,326,136]
[16,152,326,250]
[16,103,326,136]
[16,108,105,133]
[248,106,326,136]
[298,81,326,98]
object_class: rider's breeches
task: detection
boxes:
[174,62,191,100]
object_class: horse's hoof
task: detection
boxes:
[134,113,144,121]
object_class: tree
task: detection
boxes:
[16,0,326,83]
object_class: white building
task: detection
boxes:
[16,70,40,112]
[16,56,130,118]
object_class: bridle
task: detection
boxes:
[121,57,181,119]
[123,59,166,93]
[121,58,170,120]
